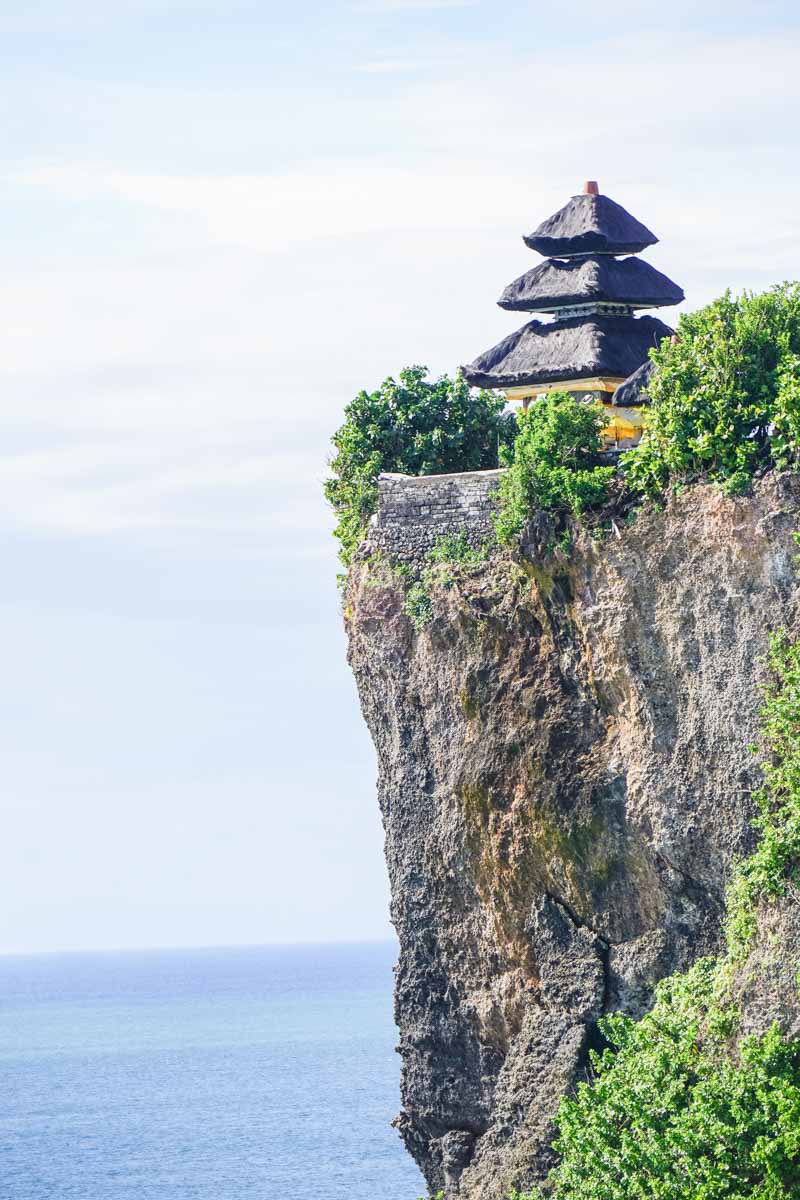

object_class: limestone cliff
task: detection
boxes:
[344,471,800,1199]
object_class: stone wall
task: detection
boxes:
[366,469,505,565]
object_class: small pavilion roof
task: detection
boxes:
[524,190,658,258]
[498,255,684,313]
[612,359,655,407]
[462,314,672,390]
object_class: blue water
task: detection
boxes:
[0,942,424,1200]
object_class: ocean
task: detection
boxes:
[0,941,425,1200]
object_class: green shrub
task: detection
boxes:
[325,366,516,564]
[624,283,800,500]
[726,628,800,958]
[545,962,800,1200]
[493,393,615,545]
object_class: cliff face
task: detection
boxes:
[345,473,800,1199]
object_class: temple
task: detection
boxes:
[462,181,684,448]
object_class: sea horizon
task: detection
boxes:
[0,936,399,960]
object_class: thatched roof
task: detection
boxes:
[462,314,672,389]
[611,359,655,407]
[498,255,684,313]
[524,193,658,258]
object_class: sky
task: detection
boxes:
[3,0,800,954]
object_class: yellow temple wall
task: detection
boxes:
[600,404,647,448]
[502,386,648,449]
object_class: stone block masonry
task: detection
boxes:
[366,468,505,565]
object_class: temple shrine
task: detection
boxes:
[462,182,684,447]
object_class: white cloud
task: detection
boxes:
[0,431,329,539]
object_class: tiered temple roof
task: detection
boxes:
[464,314,672,390]
[611,359,654,407]
[498,255,684,314]
[523,191,658,257]
[463,182,683,400]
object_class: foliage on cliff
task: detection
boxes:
[399,532,491,630]
[493,393,615,544]
[325,366,516,563]
[528,629,800,1200]
[624,283,800,500]
[541,968,800,1200]
[494,283,800,541]
[725,629,800,957]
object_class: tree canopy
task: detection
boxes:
[624,283,800,498]
[493,392,615,544]
[325,366,516,563]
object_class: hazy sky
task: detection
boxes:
[3,0,800,953]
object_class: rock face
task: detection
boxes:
[732,898,800,1039]
[345,473,800,1199]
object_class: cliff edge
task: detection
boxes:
[344,470,800,1198]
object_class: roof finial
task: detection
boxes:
[583,180,599,195]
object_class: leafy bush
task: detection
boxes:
[493,393,615,545]
[325,366,516,564]
[624,283,800,499]
[726,628,800,957]
[544,963,800,1200]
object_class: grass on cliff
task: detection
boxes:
[399,531,492,630]
[525,970,800,1200]
[509,630,800,1200]
[725,627,800,959]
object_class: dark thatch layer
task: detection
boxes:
[524,193,658,258]
[612,359,655,407]
[498,254,684,313]
[462,314,672,389]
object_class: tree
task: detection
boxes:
[325,366,516,563]
[493,392,614,545]
[624,283,800,499]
